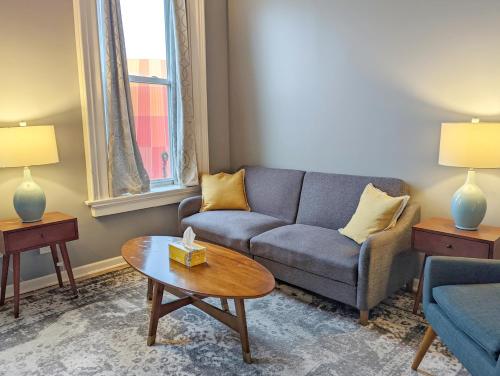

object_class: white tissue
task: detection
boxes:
[182,226,196,249]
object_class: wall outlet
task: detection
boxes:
[39,246,51,255]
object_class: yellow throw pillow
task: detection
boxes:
[339,183,409,244]
[200,169,251,212]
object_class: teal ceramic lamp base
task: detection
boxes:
[13,167,46,223]
[451,169,486,231]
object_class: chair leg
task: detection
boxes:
[359,310,369,326]
[412,326,436,370]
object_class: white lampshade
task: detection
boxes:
[439,122,500,168]
[0,125,59,167]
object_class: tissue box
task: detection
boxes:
[168,241,207,267]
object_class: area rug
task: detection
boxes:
[0,267,469,376]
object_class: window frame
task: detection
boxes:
[125,0,175,187]
[73,0,209,217]
[127,74,176,188]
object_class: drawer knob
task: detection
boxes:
[445,244,453,249]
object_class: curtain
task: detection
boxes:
[101,0,150,196]
[169,0,199,186]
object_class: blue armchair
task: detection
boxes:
[412,256,500,376]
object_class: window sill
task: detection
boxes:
[85,185,200,217]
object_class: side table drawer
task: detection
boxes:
[413,230,490,258]
[5,221,78,252]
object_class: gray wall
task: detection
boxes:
[205,0,231,172]
[227,0,500,225]
[0,0,230,282]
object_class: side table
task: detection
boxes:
[411,217,500,314]
[0,212,79,318]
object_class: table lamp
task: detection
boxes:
[0,124,59,222]
[439,120,500,230]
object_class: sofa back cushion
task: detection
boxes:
[296,172,408,230]
[244,166,305,223]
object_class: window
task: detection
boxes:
[74,0,209,217]
[120,0,174,187]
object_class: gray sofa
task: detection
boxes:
[178,166,420,324]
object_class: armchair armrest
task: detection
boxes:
[423,256,500,311]
[357,202,421,310]
[178,195,202,222]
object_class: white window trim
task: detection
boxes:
[73,0,209,218]
[86,185,200,217]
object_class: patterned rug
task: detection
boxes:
[0,267,469,376]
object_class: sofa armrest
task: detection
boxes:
[423,256,500,312]
[178,195,202,222]
[357,202,421,310]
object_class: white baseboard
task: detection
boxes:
[3,256,127,299]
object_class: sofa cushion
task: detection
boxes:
[250,224,361,286]
[244,166,305,223]
[433,283,500,359]
[339,183,410,244]
[181,211,287,253]
[296,172,408,230]
[200,169,250,212]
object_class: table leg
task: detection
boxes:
[220,298,230,312]
[413,255,428,314]
[50,244,64,288]
[59,242,78,297]
[234,298,251,364]
[0,253,10,306]
[147,278,153,301]
[13,252,20,318]
[147,282,164,346]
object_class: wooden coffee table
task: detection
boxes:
[121,236,275,363]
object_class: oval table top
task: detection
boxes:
[121,236,275,299]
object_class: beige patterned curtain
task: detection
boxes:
[101,0,150,196]
[169,0,199,186]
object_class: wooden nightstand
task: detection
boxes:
[411,217,500,313]
[0,212,79,318]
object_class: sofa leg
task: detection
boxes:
[412,326,436,370]
[359,310,369,326]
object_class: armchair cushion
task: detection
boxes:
[423,257,500,311]
[433,283,500,360]
[250,224,360,285]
